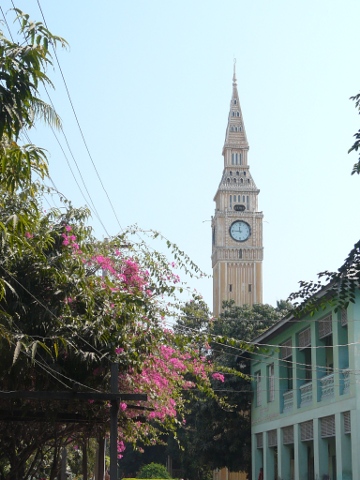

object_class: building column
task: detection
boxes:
[313,418,328,479]
[335,412,343,479]
[278,428,291,480]
[263,432,275,480]
[252,433,263,480]
[351,409,360,480]
[294,423,307,480]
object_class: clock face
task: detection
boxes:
[229,220,251,242]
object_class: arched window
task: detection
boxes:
[230,171,233,176]
[234,99,237,105]
[239,153,242,165]
[236,171,239,176]
[236,112,240,117]
[232,111,235,117]
[240,178,244,184]
[231,153,235,165]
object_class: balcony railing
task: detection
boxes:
[283,390,293,413]
[300,381,312,407]
[342,369,350,395]
[320,373,335,400]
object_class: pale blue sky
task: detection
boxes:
[3,0,360,310]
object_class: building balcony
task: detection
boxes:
[283,390,293,413]
[300,381,312,407]
[320,373,335,400]
[342,368,350,395]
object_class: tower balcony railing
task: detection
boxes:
[283,390,293,413]
[300,381,312,407]
[320,373,335,400]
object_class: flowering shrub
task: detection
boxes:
[0,204,219,473]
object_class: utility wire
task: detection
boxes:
[5,3,110,235]
[35,0,124,233]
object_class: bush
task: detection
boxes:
[137,463,171,479]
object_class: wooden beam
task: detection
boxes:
[0,391,147,401]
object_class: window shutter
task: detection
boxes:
[256,371,262,407]
[281,339,292,359]
[268,364,275,402]
[300,420,313,441]
[283,426,294,445]
[341,309,348,327]
[268,429,277,447]
[299,327,311,349]
[344,411,351,434]
[319,314,332,339]
[321,415,335,437]
[256,433,263,448]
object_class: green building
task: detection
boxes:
[250,288,360,480]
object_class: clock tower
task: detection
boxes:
[212,68,263,317]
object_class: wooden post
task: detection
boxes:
[110,363,119,480]
[95,437,105,480]
[60,447,67,480]
[82,439,88,480]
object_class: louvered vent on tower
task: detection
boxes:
[321,415,335,438]
[300,420,313,441]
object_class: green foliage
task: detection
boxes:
[0,9,66,273]
[137,463,171,479]
[289,92,360,316]
[288,239,360,316]
[170,300,291,477]
[348,93,360,175]
[0,9,66,141]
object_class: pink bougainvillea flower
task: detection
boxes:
[212,372,225,382]
[115,347,124,354]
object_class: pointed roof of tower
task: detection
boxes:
[222,62,249,155]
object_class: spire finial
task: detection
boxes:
[233,58,237,85]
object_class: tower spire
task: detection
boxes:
[223,66,248,156]
[233,58,237,86]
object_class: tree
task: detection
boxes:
[0,9,67,301]
[288,240,360,316]
[0,10,224,479]
[137,462,171,479]
[0,9,65,190]
[169,301,292,477]
[0,196,219,479]
[287,92,360,315]
[348,93,360,175]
